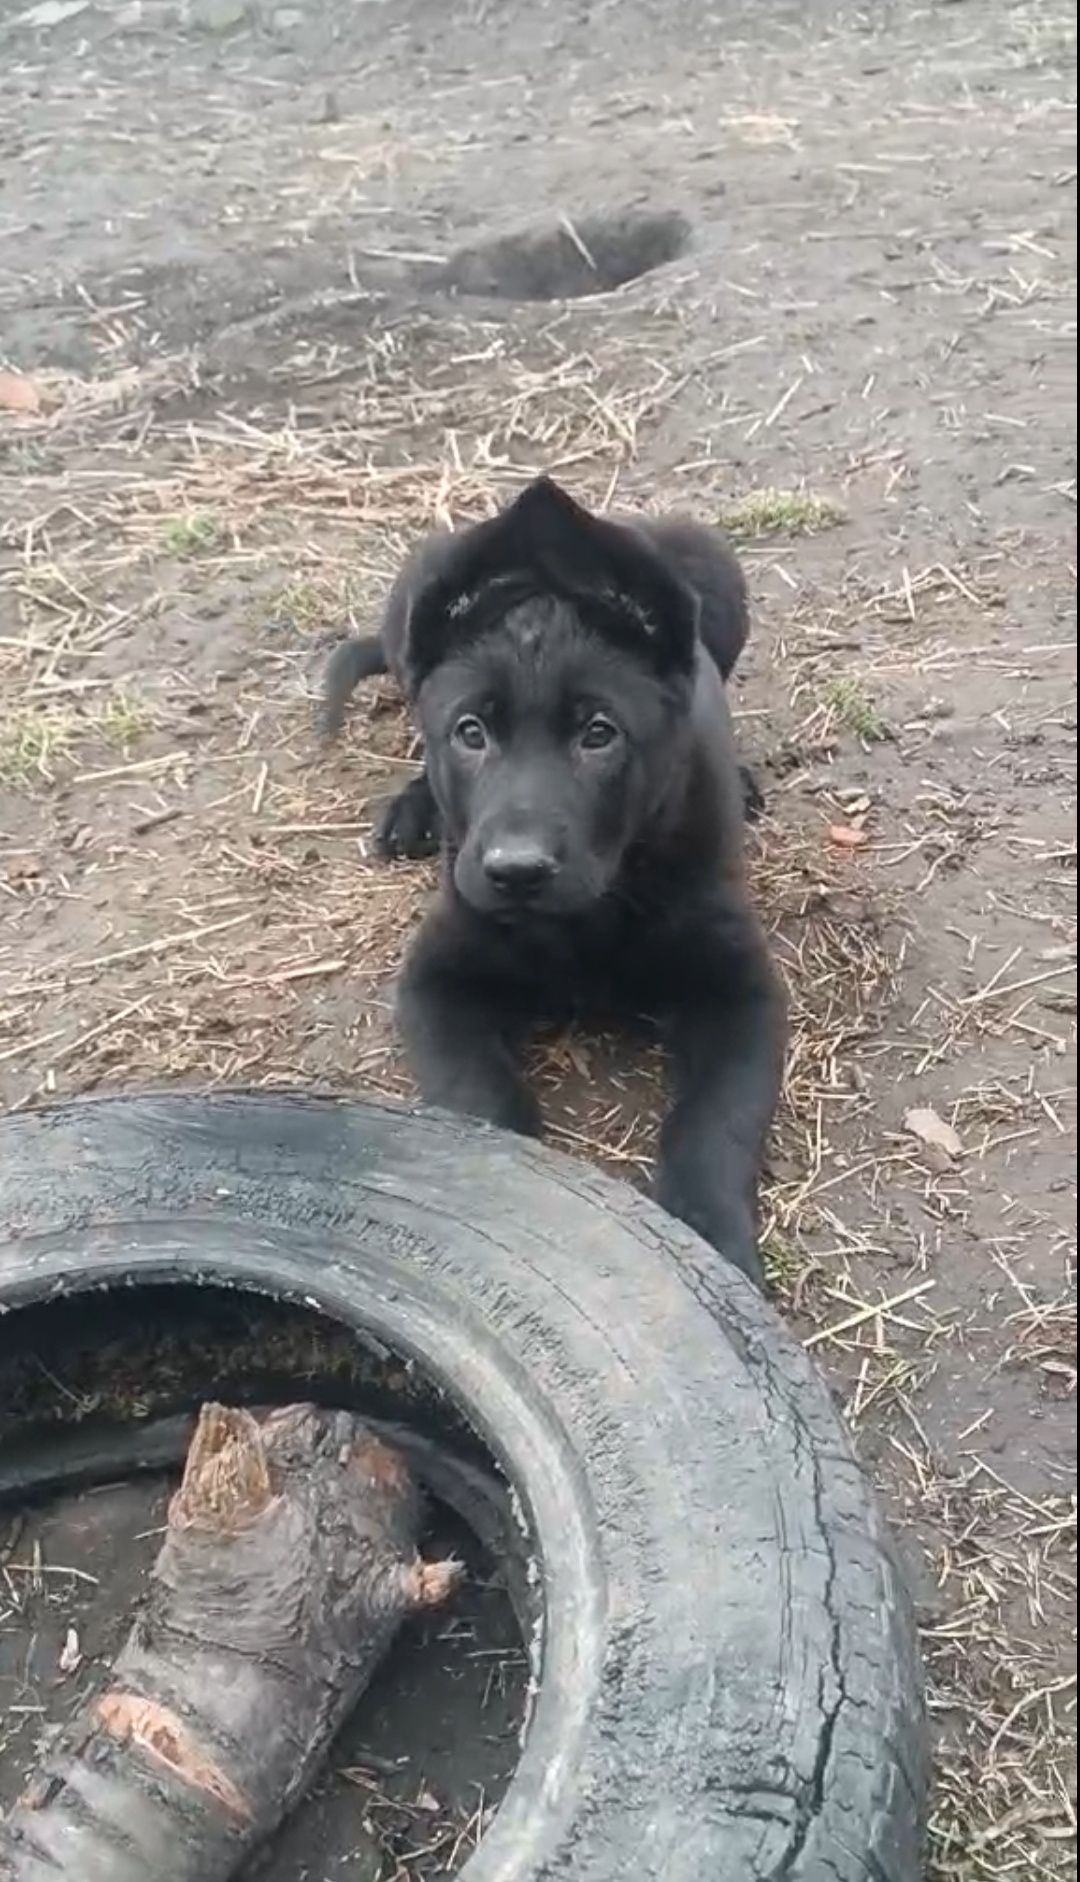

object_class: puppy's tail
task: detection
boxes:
[319,635,389,740]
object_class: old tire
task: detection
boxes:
[0,1092,926,1882]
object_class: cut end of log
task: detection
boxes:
[170,1404,273,1531]
[406,1555,465,1609]
[94,1693,253,1822]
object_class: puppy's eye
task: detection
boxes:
[580,715,620,751]
[452,715,488,752]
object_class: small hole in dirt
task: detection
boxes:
[0,1286,527,1881]
[434,207,692,302]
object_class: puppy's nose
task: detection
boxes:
[482,839,558,896]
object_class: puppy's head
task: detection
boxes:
[406,480,699,919]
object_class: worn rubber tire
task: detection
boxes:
[0,1093,927,1882]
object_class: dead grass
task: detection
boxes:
[920,1435,1077,1880]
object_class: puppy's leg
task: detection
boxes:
[397,913,541,1137]
[654,900,785,1288]
[376,771,442,860]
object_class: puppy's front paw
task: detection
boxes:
[416,1070,543,1139]
[375,778,441,860]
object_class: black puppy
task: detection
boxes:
[322,478,785,1287]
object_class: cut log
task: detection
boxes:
[0,1403,462,1882]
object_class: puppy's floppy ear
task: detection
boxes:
[401,476,700,687]
[401,510,531,687]
[504,477,700,673]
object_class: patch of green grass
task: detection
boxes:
[273,577,332,632]
[826,676,890,744]
[761,1230,807,1293]
[0,692,157,784]
[1010,10,1076,69]
[270,573,369,634]
[98,690,153,751]
[162,511,223,555]
[0,707,75,784]
[719,488,845,539]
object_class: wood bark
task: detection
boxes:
[0,1403,461,1882]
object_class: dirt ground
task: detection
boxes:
[0,0,1075,1875]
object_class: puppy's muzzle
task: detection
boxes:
[481,838,559,900]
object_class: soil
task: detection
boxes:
[0,0,1075,1877]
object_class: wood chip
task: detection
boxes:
[828,823,868,848]
[0,371,41,414]
[904,1106,963,1159]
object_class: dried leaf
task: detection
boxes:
[827,823,868,849]
[0,371,41,414]
[904,1107,963,1159]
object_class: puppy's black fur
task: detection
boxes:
[323,478,785,1287]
